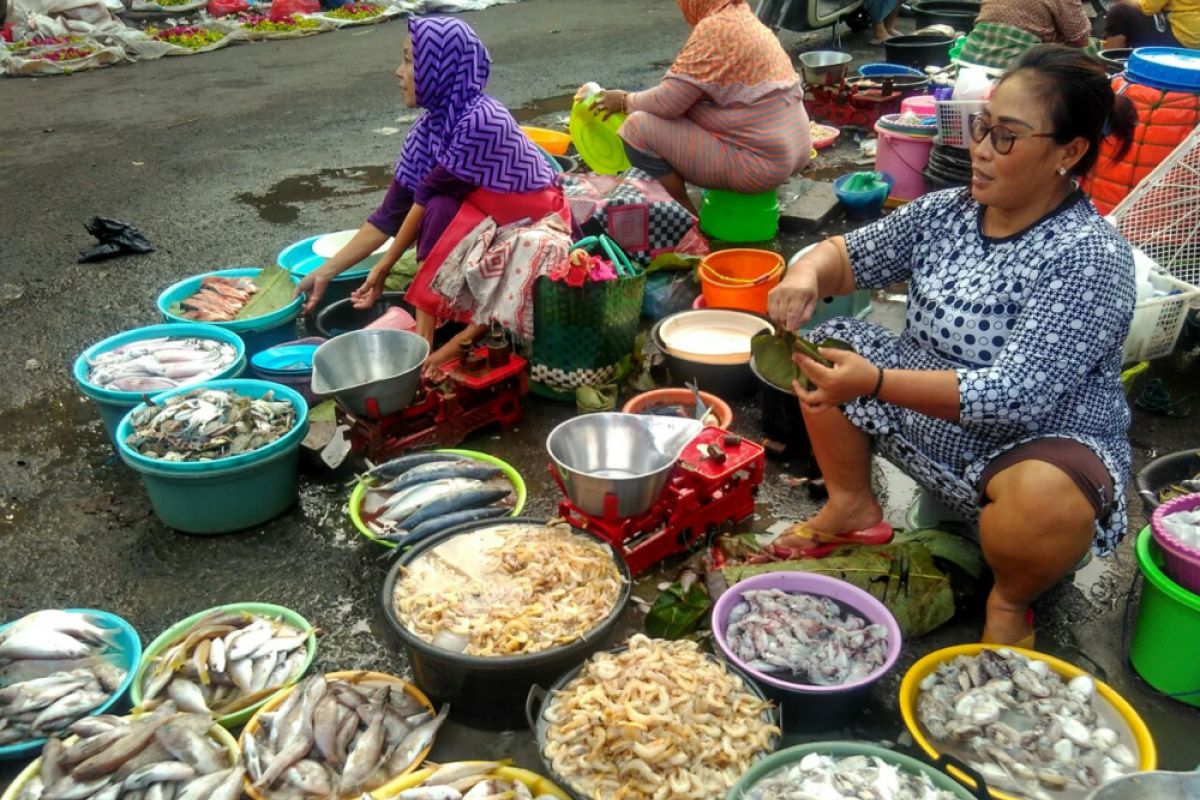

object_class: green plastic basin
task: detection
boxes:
[129,601,316,727]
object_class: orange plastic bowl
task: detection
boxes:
[521,126,571,156]
[622,388,734,429]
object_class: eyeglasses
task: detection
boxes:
[968,113,1057,155]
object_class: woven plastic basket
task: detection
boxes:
[1150,492,1200,594]
[530,235,646,401]
[934,99,985,148]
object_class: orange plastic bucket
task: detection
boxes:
[698,249,784,314]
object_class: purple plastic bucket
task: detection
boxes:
[712,571,902,732]
[1150,492,1200,595]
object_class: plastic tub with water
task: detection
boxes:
[156,267,303,356]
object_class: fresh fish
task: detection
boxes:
[73,705,177,781]
[379,479,487,524]
[225,620,275,661]
[155,720,226,774]
[284,759,334,796]
[0,628,96,661]
[0,658,113,685]
[379,461,499,493]
[364,452,465,481]
[206,637,226,675]
[208,766,246,800]
[250,653,279,693]
[165,679,208,715]
[87,337,236,391]
[398,787,466,800]
[0,611,116,647]
[389,487,512,539]
[178,277,258,322]
[341,702,386,791]
[122,761,196,790]
[40,775,112,800]
[175,769,229,800]
[66,715,125,738]
[32,690,111,733]
[40,738,66,787]
[389,705,449,776]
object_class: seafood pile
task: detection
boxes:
[542,635,779,800]
[139,609,311,719]
[14,702,244,800]
[747,752,959,800]
[916,649,1137,796]
[86,337,239,394]
[243,673,448,798]
[178,276,258,322]
[125,388,296,462]
[360,453,516,547]
[376,761,561,799]
[725,589,890,685]
[394,522,624,656]
[0,611,128,745]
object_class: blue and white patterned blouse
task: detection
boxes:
[813,187,1136,554]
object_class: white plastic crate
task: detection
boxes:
[1124,271,1200,363]
[934,99,985,149]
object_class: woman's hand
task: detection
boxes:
[296,266,333,315]
[793,349,880,413]
[350,277,384,310]
[597,90,628,120]
[767,267,820,332]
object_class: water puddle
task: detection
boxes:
[511,92,574,124]
[236,165,393,224]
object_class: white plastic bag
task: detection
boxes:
[952,66,992,101]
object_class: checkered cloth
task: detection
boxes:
[959,22,1102,72]
[562,169,706,266]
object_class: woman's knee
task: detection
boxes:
[983,460,1096,536]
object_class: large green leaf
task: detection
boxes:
[384,250,419,292]
[722,541,961,637]
[646,252,701,273]
[751,332,804,392]
[236,264,295,320]
[894,528,987,580]
[645,580,711,639]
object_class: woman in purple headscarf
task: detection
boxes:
[296,15,563,355]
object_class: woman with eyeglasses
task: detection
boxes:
[765,45,1137,649]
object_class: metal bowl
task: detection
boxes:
[799,50,853,86]
[547,413,701,518]
[310,329,429,418]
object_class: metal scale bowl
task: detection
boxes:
[547,413,766,575]
[311,329,527,464]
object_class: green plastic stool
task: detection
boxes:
[700,189,779,243]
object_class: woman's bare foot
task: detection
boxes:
[871,24,892,45]
[774,493,884,549]
[982,595,1035,647]
[886,26,902,37]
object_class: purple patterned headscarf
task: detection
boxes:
[396,16,555,194]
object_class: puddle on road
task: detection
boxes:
[236,165,393,224]
[511,92,574,124]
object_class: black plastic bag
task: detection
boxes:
[78,217,155,263]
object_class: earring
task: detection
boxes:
[1057,167,1068,176]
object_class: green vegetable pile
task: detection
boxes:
[239,13,320,31]
[148,25,226,49]
[325,2,383,19]
[750,330,855,392]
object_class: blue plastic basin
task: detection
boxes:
[858,62,925,77]
[0,609,142,761]
[73,323,247,447]
[156,268,303,357]
[115,379,309,534]
[277,235,373,314]
[834,172,895,220]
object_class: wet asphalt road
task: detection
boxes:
[2,0,1199,789]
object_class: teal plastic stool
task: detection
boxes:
[700,189,779,243]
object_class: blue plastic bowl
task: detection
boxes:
[1127,47,1200,91]
[156,268,303,357]
[277,235,374,314]
[834,172,895,220]
[72,323,247,447]
[115,379,309,533]
[858,62,925,78]
[0,609,142,761]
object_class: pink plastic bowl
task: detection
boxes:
[1150,492,1200,595]
[712,571,902,731]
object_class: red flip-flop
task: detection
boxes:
[769,520,895,560]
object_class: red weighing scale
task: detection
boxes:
[805,77,917,130]
[553,427,767,576]
[342,346,527,464]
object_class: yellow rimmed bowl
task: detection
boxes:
[348,448,527,547]
[129,602,316,728]
[368,763,570,799]
[899,644,1157,800]
[240,670,435,800]
[0,715,239,800]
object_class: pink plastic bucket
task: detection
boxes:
[1150,492,1200,594]
[874,122,933,202]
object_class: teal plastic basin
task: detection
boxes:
[115,379,309,534]
[73,323,247,447]
[0,609,142,761]
[156,268,303,356]
[277,235,373,314]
